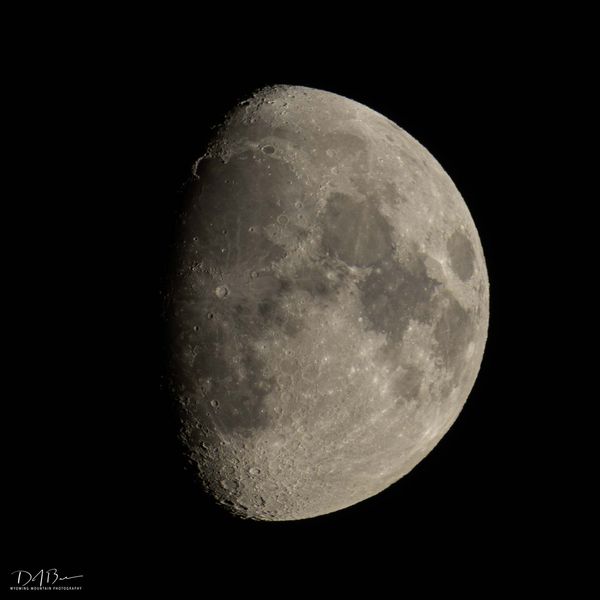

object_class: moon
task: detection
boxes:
[165,85,489,521]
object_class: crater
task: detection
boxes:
[446,230,475,281]
[215,285,230,299]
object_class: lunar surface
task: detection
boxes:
[165,85,489,521]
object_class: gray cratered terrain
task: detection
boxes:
[166,85,489,521]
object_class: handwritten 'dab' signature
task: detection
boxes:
[10,569,83,587]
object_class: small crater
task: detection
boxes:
[248,467,261,475]
[262,145,275,154]
[210,399,220,408]
[207,312,215,320]
[277,214,288,226]
[215,285,229,299]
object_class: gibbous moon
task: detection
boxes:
[166,85,489,521]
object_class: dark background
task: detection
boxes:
[7,21,580,594]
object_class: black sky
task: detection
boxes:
[5,19,580,595]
